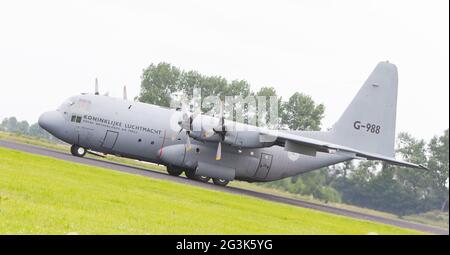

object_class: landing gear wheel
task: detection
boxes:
[70,144,86,157]
[167,166,183,176]
[184,170,210,183]
[184,169,196,180]
[212,178,229,186]
[196,176,211,183]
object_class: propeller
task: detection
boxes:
[177,104,194,151]
[197,101,227,160]
[215,141,222,161]
[123,85,127,100]
[95,78,99,95]
[176,101,226,160]
[213,101,226,160]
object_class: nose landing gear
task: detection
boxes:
[70,144,86,157]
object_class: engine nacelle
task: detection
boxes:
[158,144,197,169]
[188,114,221,142]
[185,114,276,148]
[195,161,235,181]
[224,131,276,148]
[159,144,235,181]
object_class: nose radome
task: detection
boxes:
[38,111,64,136]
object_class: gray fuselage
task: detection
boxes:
[39,94,350,182]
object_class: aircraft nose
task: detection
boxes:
[38,111,65,135]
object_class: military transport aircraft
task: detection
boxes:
[38,62,426,186]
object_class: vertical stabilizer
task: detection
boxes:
[331,61,398,157]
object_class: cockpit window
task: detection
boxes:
[71,115,82,123]
[57,97,77,111]
[76,99,91,110]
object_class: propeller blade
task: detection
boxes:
[219,100,224,126]
[178,103,195,132]
[172,127,184,141]
[95,78,99,95]
[123,85,127,100]
[215,142,222,160]
[186,134,192,151]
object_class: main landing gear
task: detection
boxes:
[212,178,229,187]
[166,167,230,187]
[183,169,229,186]
[184,169,211,183]
[70,144,86,157]
[166,166,184,176]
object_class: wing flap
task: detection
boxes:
[263,129,428,170]
[284,140,317,156]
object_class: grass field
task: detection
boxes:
[1,131,447,230]
[0,147,424,234]
[0,131,167,172]
[403,211,449,229]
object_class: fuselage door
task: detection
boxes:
[102,130,119,150]
[254,153,273,179]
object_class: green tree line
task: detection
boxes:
[137,62,449,216]
[0,116,57,141]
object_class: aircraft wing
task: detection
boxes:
[262,130,428,170]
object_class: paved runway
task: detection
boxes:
[1,139,448,235]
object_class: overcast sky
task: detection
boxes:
[0,0,448,141]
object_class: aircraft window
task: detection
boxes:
[138,138,142,142]
[151,141,154,145]
[75,116,82,123]
[71,115,76,122]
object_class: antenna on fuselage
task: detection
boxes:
[123,85,127,100]
[95,78,99,95]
